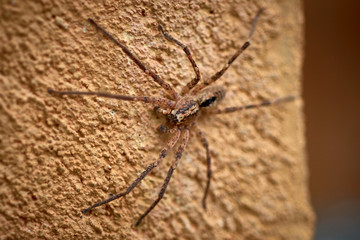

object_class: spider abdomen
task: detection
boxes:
[197,85,226,109]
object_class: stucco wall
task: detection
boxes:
[0,0,314,239]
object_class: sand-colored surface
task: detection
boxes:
[0,0,314,239]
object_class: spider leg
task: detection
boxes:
[157,124,177,134]
[88,18,178,100]
[135,127,190,226]
[81,127,181,215]
[48,88,175,109]
[193,123,212,210]
[192,8,263,93]
[207,95,296,114]
[158,24,201,95]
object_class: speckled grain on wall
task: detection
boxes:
[0,0,314,239]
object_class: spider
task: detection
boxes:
[48,8,295,226]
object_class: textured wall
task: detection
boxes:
[0,0,314,239]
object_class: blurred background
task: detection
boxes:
[303,0,360,239]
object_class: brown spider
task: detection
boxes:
[48,8,295,226]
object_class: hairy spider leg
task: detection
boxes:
[157,124,178,134]
[135,127,190,226]
[207,95,296,114]
[47,89,175,110]
[193,124,212,210]
[88,18,179,100]
[192,8,263,93]
[158,24,201,95]
[81,128,181,215]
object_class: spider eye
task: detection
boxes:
[200,96,217,107]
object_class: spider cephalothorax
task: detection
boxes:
[48,8,294,226]
[167,96,200,125]
[166,85,225,125]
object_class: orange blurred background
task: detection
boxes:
[304,0,360,238]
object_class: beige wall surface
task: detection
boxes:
[0,0,313,239]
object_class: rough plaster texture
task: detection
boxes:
[0,0,314,239]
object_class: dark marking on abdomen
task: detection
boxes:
[200,96,217,107]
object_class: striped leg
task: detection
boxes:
[194,124,212,209]
[81,128,181,215]
[192,9,263,93]
[135,128,190,226]
[208,95,296,114]
[48,89,175,109]
[88,18,178,99]
[158,24,201,95]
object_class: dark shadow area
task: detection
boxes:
[304,0,360,238]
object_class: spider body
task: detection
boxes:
[48,8,295,226]
[168,95,200,125]
[166,85,225,125]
